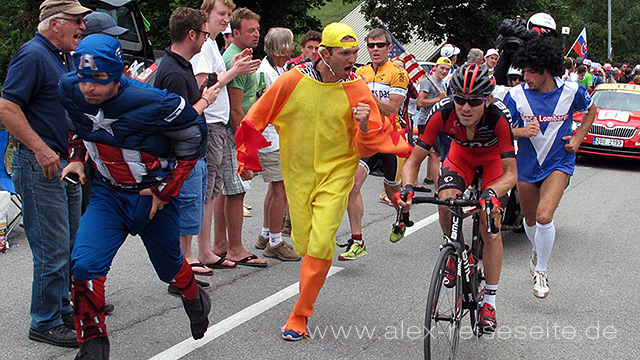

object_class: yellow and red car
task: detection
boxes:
[573,83,640,159]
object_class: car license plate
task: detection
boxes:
[592,137,624,147]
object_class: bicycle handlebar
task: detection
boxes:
[411,196,481,207]
[400,196,500,234]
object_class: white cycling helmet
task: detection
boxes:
[507,66,523,77]
[527,12,556,31]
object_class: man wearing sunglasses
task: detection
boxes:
[156,7,221,285]
[340,28,409,261]
[397,63,517,333]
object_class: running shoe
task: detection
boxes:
[338,240,367,261]
[389,223,406,243]
[533,270,549,298]
[243,206,252,217]
[477,303,497,333]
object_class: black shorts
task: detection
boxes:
[360,153,403,186]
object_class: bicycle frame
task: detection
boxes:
[409,169,494,359]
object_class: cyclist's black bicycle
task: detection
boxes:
[394,169,498,360]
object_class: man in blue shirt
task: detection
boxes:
[0,0,90,348]
[155,7,226,287]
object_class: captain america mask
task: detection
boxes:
[74,33,124,85]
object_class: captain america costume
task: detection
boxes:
[60,73,206,280]
[57,34,210,356]
[503,78,592,183]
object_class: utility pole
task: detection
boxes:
[608,0,612,59]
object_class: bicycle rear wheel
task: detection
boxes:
[424,246,462,360]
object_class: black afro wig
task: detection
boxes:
[512,37,564,77]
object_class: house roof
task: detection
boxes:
[339,2,446,65]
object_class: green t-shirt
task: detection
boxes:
[578,72,593,89]
[223,43,257,114]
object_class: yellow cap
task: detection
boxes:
[320,22,358,49]
[435,57,452,66]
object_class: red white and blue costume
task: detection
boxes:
[58,34,209,357]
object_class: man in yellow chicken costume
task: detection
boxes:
[235,22,411,341]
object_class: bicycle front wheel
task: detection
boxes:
[424,246,462,360]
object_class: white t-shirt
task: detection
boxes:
[190,38,230,124]
[256,57,285,153]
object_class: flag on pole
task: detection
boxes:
[569,28,588,58]
[384,26,427,83]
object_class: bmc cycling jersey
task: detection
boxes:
[503,79,592,183]
[417,97,515,191]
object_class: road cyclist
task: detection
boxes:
[396,63,517,335]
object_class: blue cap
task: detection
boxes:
[74,34,124,85]
[82,12,129,37]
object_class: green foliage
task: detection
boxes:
[0,1,38,84]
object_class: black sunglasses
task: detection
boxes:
[55,17,84,25]
[453,95,487,107]
[367,42,389,49]
[508,75,524,82]
[193,28,210,40]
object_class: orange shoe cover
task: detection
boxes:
[284,255,332,335]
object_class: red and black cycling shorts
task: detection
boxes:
[437,143,504,193]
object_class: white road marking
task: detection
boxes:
[149,266,344,360]
[405,212,439,237]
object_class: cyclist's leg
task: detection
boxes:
[478,153,507,287]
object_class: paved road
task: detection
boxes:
[1,155,639,360]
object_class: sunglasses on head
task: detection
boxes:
[55,16,84,25]
[453,95,487,107]
[367,42,389,49]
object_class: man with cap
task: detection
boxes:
[0,0,90,348]
[484,48,500,73]
[234,22,411,341]
[82,12,128,38]
[603,63,616,83]
[58,34,212,358]
[437,43,460,86]
[415,56,451,191]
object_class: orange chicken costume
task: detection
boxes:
[235,22,411,340]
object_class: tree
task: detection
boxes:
[0,1,38,84]
[359,0,640,65]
